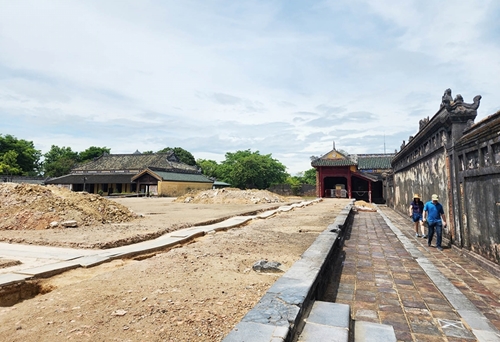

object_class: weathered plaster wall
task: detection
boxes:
[465,174,500,263]
[393,151,448,217]
[453,112,500,264]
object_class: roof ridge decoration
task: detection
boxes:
[440,88,481,115]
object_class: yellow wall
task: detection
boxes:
[158,181,212,197]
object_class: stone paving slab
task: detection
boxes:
[13,259,82,278]
[77,255,111,268]
[0,242,94,261]
[354,321,396,342]
[0,273,32,287]
[298,323,348,342]
[306,301,350,328]
[257,211,276,219]
[224,321,289,342]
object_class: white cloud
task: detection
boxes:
[1,0,499,175]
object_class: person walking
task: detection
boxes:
[409,194,425,238]
[423,194,447,251]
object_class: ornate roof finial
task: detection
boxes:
[441,88,481,114]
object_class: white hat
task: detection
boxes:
[431,194,439,201]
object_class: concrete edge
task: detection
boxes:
[223,200,355,342]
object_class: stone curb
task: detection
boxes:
[223,201,355,342]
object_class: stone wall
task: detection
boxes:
[451,112,500,263]
[268,184,316,197]
[389,90,500,264]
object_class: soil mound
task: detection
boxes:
[174,188,288,204]
[0,183,137,230]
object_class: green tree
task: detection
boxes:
[285,175,302,195]
[218,150,287,189]
[142,150,154,155]
[0,134,41,175]
[0,150,22,176]
[42,145,79,177]
[196,159,219,179]
[157,147,196,166]
[78,146,110,163]
[302,168,317,185]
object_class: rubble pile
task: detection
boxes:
[0,183,137,230]
[354,200,377,212]
[175,188,288,204]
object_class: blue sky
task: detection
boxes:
[1,0,499,174]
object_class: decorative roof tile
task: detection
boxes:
[45,173,135,184]
[73,153,197,173]
[311,159,356,167]
[153,171,212,183]
[357,155,393,170]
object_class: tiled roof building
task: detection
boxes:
[45,151,213,197]
[311,148,394,202]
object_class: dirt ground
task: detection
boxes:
[0,190,350,342]
[0,184,294,249]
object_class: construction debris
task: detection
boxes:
[174,188,288,204]
[0,183,137,230]
[354,200,377,212]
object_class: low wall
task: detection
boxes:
[268,184,316,197]
[223,200,355,342]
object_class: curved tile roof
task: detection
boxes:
[311,159,356,167]
[73,153,198,173]
[357,156,393,170]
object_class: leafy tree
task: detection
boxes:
[302,168,317,185]
[79,146,110,163]
[142,150,154,154]
[218,150,287,189]
[196,159,219,179]
[42,145,79,177]
[157,147,196,166]
[0,134,41,175]
[285,175,302,195]
[0,150,22,176]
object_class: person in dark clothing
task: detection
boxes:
[409,194,425,238]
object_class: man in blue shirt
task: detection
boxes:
[423,194,447,251]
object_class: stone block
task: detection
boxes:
[298,323,348,342]
[354,321,396,342]
[306,301,350,328]
[223,321,289,342]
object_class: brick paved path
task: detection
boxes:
[322,205,500,342]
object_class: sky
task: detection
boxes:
[1,0,500,175]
